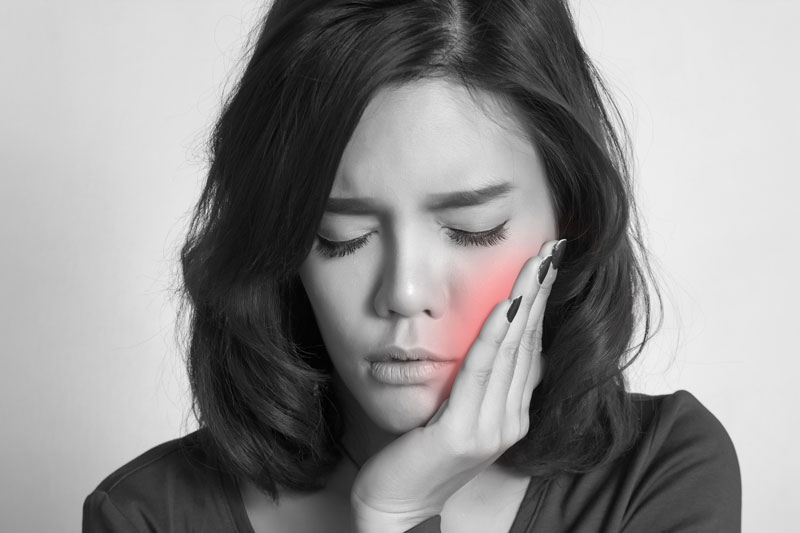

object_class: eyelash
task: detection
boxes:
[314,220,510,259]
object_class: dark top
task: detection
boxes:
[82,390,741,532]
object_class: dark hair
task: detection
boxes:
[178,0,664,503]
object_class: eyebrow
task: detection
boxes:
[323,181,515,215]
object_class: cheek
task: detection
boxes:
[431,245,539,361]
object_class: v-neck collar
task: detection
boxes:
[508,476,551,532]
[220,470,550,533]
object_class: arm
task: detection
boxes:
[403,515,442,533]
[351,499,443,533]
[350,512,441,533]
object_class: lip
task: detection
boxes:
[369,360,454,385]
[367,345,453,363]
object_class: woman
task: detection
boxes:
[82,0,741,531]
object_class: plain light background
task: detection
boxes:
[1,1,797,531]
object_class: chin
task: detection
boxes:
[366,390,446,434]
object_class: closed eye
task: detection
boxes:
[314,220,510,259]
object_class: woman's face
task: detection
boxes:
[298,78,557,435]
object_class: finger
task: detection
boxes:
[506,239,561,431]
[518,313,548,426]
[518,239,564,423]
[520,239,561,362]
[480,241,556,439]
[445,296,517,423]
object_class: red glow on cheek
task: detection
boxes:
[430,248,533,389]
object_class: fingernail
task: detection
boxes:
[552,239,567,270]
[506,295,523,323]
[538,255,552,284]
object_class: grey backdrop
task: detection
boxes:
[1,1,797,531]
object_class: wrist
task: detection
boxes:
[351,497,441,533]
[351,511,441,533]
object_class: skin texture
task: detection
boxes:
[296,77,558,514]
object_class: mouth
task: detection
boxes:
[367,345,453,363]
[368,358,455,385]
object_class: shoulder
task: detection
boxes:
[629,389,738,467]
[622,389,741,530]
[82,429,246,532]
[511,390,741,531]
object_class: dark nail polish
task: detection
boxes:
[538,255,552,284]
[552,239,567,270]
[506,295,522,323]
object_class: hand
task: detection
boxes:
[350,238,565,533]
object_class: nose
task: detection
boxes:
[373,227,445,320]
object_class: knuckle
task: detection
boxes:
[499,425,517,450]
[458,437,493,460]
[500,427,518,447]
[469,366,493,388]
[478,438,504,457]
[538,283,555,297]
[477,329,504,349]
[498,344,519,362]
[519,334,537,353]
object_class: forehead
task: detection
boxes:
[332,78,536,199]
